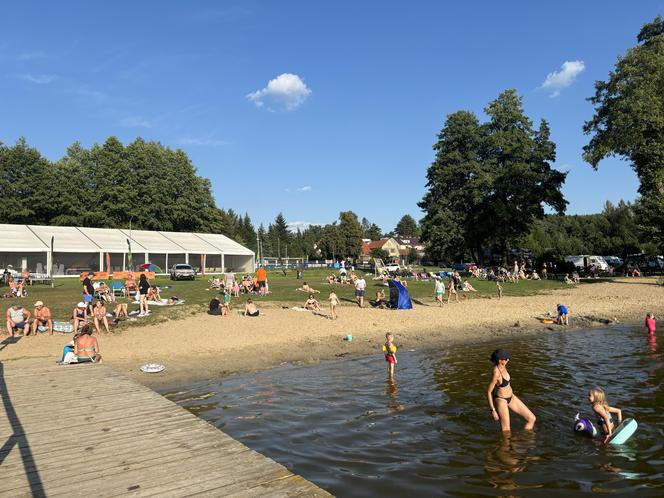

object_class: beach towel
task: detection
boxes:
[131,298,185,306]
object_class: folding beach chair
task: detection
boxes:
[110,281,125,297]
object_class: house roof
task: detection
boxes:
[394,236,420,246]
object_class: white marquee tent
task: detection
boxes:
[0,224,254,276]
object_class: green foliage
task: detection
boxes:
[518,200,641,258]
[338,211,364,258]
[266,213,292,257]
[584,15,664,250]
[361,217,383,240]
[0,136,253,244]
[371,248,390,260]
[394,214,420,237]
[419,91,567,263]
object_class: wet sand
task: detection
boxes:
[2,278,662,388]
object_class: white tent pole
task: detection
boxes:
[99,252,103,272]
[221,253,225,273]
[145,252,148,264]
[122,253,126,271]
[185,253,189,264]
[165,253,169,273]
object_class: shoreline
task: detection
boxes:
[1,278,661,389]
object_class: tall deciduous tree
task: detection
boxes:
[338,211,364,258]
[419,111,486,262]
[419,91,567,263]
[583,15,664,250]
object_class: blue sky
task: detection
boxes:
[1,1,661,232]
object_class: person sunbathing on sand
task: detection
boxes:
[244,298,259,317]
[462,280,477,292]
[304,294,321,311]
[298,282,320,294]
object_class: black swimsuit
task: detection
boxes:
[493,369,513,405]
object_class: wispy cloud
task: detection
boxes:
[296,185,312,192]
[119,116,152,128]
[16,73,58,84]
[178,136,229,147]
[247,73,312,111]
[540,60,585,97]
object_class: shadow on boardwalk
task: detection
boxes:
[0,336,46,497]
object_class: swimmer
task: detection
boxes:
[487,349,536,432]
[646,312,656,335]
[588,387,622,441]
[382,332,397,377]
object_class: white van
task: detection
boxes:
[564,255,610,271]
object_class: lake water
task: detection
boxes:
[162,326,664,496]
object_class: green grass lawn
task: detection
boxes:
[1,269,569,331]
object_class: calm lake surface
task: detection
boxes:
[162,326,664,496]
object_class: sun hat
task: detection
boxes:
[34,301,44,307]
[490,349,511,363]
[77,302,86,308]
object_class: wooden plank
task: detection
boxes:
[0,359,331,497]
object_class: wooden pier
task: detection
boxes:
[0,359,332,497]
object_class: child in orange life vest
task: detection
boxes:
[382,332,397,377]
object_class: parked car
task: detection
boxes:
[385,262,401,272]
[603,256,623,267]
[621,254,664,274]
[451,262,476,272]
[564,255,610,272]
[169,263,196,280]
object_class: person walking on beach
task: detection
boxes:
[355,274,367,308]
[447,278,459,303]
[646,312,656,335]
[256,266,267,296]
[382,332,397,377]
[138,273,150,316]
[434,277,445,307]
[487,349,536,432]
[329,289,339,320]
[496,281,503,300]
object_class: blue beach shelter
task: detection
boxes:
[388,279,413,309]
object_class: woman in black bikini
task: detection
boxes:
[487,349,536,432]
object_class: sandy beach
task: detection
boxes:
[2,278,662,388]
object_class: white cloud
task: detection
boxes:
[296,185,312,192]
[119,116,152,128]
[247,73,312,111]
[16,73,58,84]
[178,136,229,147]
[540,60,585,97]
[287,221,316,233]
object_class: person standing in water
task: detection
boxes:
[382,332,397,377]
[645,312,656,335]
[487,349,536,432]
